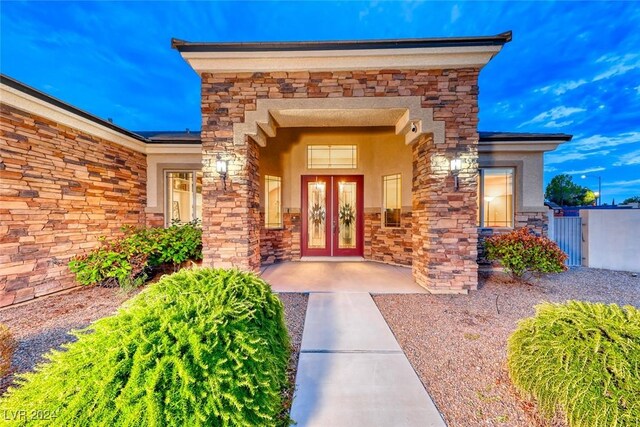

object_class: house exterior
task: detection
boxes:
[0,31,571,307]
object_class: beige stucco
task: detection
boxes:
[581,209,640,272]
[259,127,412,211]
[145,153,203,213]
[478,152,545,211]
[236,97,445,147]
[179,44,504,74]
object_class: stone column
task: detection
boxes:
[412,135,479,293]
[201,75,261,271]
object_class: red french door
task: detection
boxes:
[301,175,364,257]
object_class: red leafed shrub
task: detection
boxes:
[484,227,568,281]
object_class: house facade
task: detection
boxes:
[0,31,570,306]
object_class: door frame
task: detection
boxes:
[332,175,364,257]
[301,175,332,257]
[301,175,364,257]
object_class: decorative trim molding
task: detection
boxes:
[1,83,203,155]
[179,45,504,74]
[234,96,445,147]
[478,139,565,153]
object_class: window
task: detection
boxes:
[265,175,282,228]
[478,168,514,228]
[307,145,357,169]
[166,171,202,226]
[383,174,402,227]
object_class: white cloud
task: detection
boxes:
[593,54,640,81]
[537,79,588,96]
[450,4,460,23]
[563,166,606,175]
[520,106,586,128]
[545,149,610,165]
[544,166,558,173]
[543,120,574,128]
[534,54,640,97]
[635,85,640,95]
[603,178,640,187]
[613,148,640,166]
[572,132,640,152]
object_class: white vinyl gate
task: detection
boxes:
[549,216,582,267]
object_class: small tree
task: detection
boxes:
[622,196,640,204]
[484,227,568,281]
[545,174,592,206]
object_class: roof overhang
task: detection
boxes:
[0,75,201,155]
[478,132,572,153]
[172,32,512,75]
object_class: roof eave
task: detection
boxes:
[172,32,512,75]
[171,31,512,53]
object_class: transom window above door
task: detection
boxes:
[307,145,357,169]
[166,171,202,226]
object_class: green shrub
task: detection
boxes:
[484,227,568,280]
[0,268,290,426]
[507,301,640,427]
[0,323,16,377]
[68,220,202,288]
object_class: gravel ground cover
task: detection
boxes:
[275,292,309,422]
[0,285,309,402]
[374,268,640,427]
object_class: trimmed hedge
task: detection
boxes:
[0,269,290,426]
[507,301,640,427]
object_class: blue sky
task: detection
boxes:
[1,1,639,202]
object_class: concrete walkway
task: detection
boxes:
[262,261,427,293]
[290,293,446,426]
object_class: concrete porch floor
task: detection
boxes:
[260,261,427,293]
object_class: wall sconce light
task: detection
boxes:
[216,154,228,190]
[450,157,462,191]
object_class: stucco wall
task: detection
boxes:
[259,127,412,210]
[581,209,640,272]
[0,104,147,306]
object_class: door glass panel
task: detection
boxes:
[307,181,327,249]
[338,181,357,249]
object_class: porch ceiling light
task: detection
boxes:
[216,155,228,190]
[450,157,462,191]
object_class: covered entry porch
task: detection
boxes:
[171,34,516,293]
[261,261,427,293]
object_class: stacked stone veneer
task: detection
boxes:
[364,211,413,266]
[0,104,146,307]
[260,212,301,264]
[201,69,480,292]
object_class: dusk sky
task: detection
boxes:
[1,1,639,201]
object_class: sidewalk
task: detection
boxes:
[289,292,446,426]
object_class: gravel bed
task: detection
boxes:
[275,292,309,422]
[0,285,309,402]
[0,285,139,392]
[374,268,640,427]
